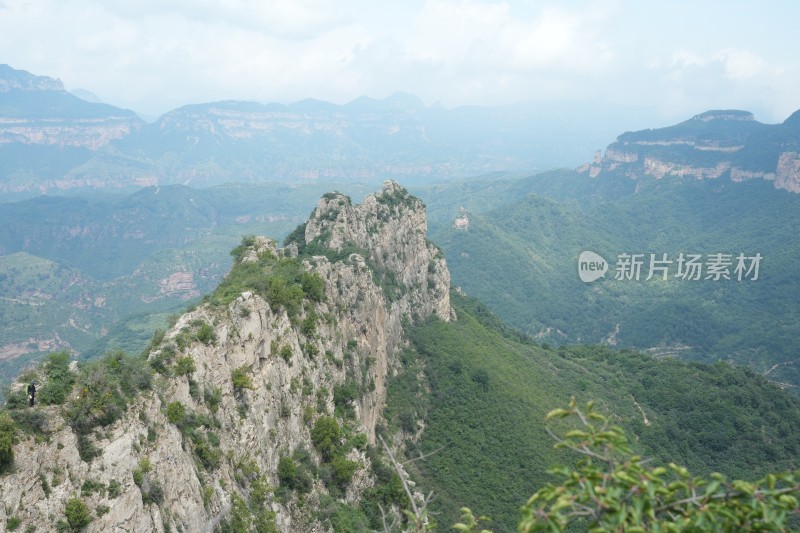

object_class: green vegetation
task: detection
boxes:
[383,293,800,531]
[212,236,326,319]
[133,456,165,504]
[231,366,254,391]
[37,351,75,405]
[108,479,122,498]
[80,478,106,497]
[195,322,217,346]
[218,457,278,533]
[375,185,419,214]
[457,399,800,532]
[174,356,196,376]
[0,181,341,384]
[165,401,222,471]
[0,349,152,465]
[429,177,800,391]
[282,223,308,254]
[277,452,313,495]
[149,345,176,376]
[64,351,152,461]
[311,416,341,458]
[204,386,222,413]
[325,498,371,533]
[64,497,92,531]
[0,411,14,471]
[166,401,186,425]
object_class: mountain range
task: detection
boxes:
[0,64,640,199]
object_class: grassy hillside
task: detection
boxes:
[385,293,800,531]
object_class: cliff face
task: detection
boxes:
[579,109,800,193]
[0,182,450,532]
[0,116,141,150]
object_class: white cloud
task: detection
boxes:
[662,48,766,81]
[0,0,797,122]
[716,48,765,80]
[404,0,614,72]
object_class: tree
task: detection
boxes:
[166,401,186,425]
[455,398,800,532]
[64,497,92,531]
[311,416,340,457]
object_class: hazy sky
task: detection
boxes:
[1,0,798,122]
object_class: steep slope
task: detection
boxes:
[0,182,449,532]
[384,293,800,531]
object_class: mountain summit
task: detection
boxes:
[0,64,64,92]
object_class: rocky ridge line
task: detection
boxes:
[0,181,450,532]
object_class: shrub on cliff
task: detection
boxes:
[0,412,14,471]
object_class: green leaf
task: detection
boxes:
[545,408,571,420]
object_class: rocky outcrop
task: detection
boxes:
[0,182,451,532]
[303,181,450,322]
[775,152,800,193]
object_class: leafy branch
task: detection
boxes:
[457,397,800,532]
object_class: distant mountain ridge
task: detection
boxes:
[0,64,65,92]
[580,109,800,192]
[0,64,647,198]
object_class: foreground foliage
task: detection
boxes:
[456,398,800,532]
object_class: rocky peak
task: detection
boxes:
[0,64,65,92]
[0,183,451,532]
[304,180,451,321]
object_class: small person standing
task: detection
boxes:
[27,380,36,407]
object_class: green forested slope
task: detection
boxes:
[429,177,800,391]
[386,293,800,531]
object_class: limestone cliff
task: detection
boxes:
[0,181,450,532]
[579,109,800,193]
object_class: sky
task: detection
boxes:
[1,0,798,124]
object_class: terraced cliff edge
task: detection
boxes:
[0,181,450,532]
